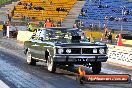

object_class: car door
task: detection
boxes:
[37,29,55,61]
[29,29,44,59]
[31,29,50,60]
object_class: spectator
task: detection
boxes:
[39,21,44,28]
[38,6,44,10]
[42,0,46,3]
[18,1,22,5]
[33,5,38,10]
[50,1,54,6]
[80,8,85,16]
[21,14,25,22]
[107,32,112,43]
[24,5,27,9]
[104,26,108,37]
[44,19,54,28]
[27,2,32,7]
[56,7,60,12]
[23,2,27,6]
[34,6,44,10]
[57,20,61,27]
[61,8,67,12]
[115,17,119,21]
[89,24,93,30]
[27,23,33,32]
[12,26,18,38]
[109,16,114,21]
[2,21,7,37]
[5,9,10,20]
[124,10,129,15]
[27,2,32,10]
[26,15,30,22]
[15,13,21,17]
[23,2,27,9]
[122,17,127,22]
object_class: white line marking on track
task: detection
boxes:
[0,80,10,88]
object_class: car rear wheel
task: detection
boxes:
[47,56,56,73]
[26,51,36,65]
[91,62,101,74]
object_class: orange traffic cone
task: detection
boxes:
[117,34,123,46]
[100,34,104,42]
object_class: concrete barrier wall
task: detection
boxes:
[107,44,132,66]
[84,31,116,38]
[17,31,33,42]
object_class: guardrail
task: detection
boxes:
[17,31,33,42]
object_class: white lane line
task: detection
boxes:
[0,80,10,88]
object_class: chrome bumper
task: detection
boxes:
[54,55,108,62]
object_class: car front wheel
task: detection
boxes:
[26,51,36,65]
[91,62,102,74]
[47,56,56,73]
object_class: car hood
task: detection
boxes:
[55,42,106,47]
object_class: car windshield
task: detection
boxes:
[45,28,89,43]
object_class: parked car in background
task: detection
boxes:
[24,27,108,74]
[115,33,132,40]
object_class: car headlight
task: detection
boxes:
[99,48,105,54]
[93,48,97,53]
[66,49,71,54]
[58,48,64,54]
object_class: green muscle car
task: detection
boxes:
[24,27,108,74]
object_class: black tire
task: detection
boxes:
[91,62,102,74]
[47,56,56,73]
[26,51,36,65]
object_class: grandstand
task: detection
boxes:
[77,0,132,31]
[12,0,77,24]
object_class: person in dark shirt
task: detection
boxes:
[107,32,112,43]
[2,22,7,36]
[56,8,60,12]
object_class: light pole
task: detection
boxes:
[120,6,125,33]
[105,16,108,28]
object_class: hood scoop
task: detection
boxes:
[71,36,81,43]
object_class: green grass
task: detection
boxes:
[0,0,12,5]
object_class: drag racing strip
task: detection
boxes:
[0,45,132,88]
[0,80,10,88]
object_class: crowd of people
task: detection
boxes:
[18,1,45,10]
[109,16,128,22]
[27,18,55,32]
[56,7,67,12]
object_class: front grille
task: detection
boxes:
[63,48,81,54]
[82,48,93,54]
[57,48,100,54]
[71,48,81,54]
